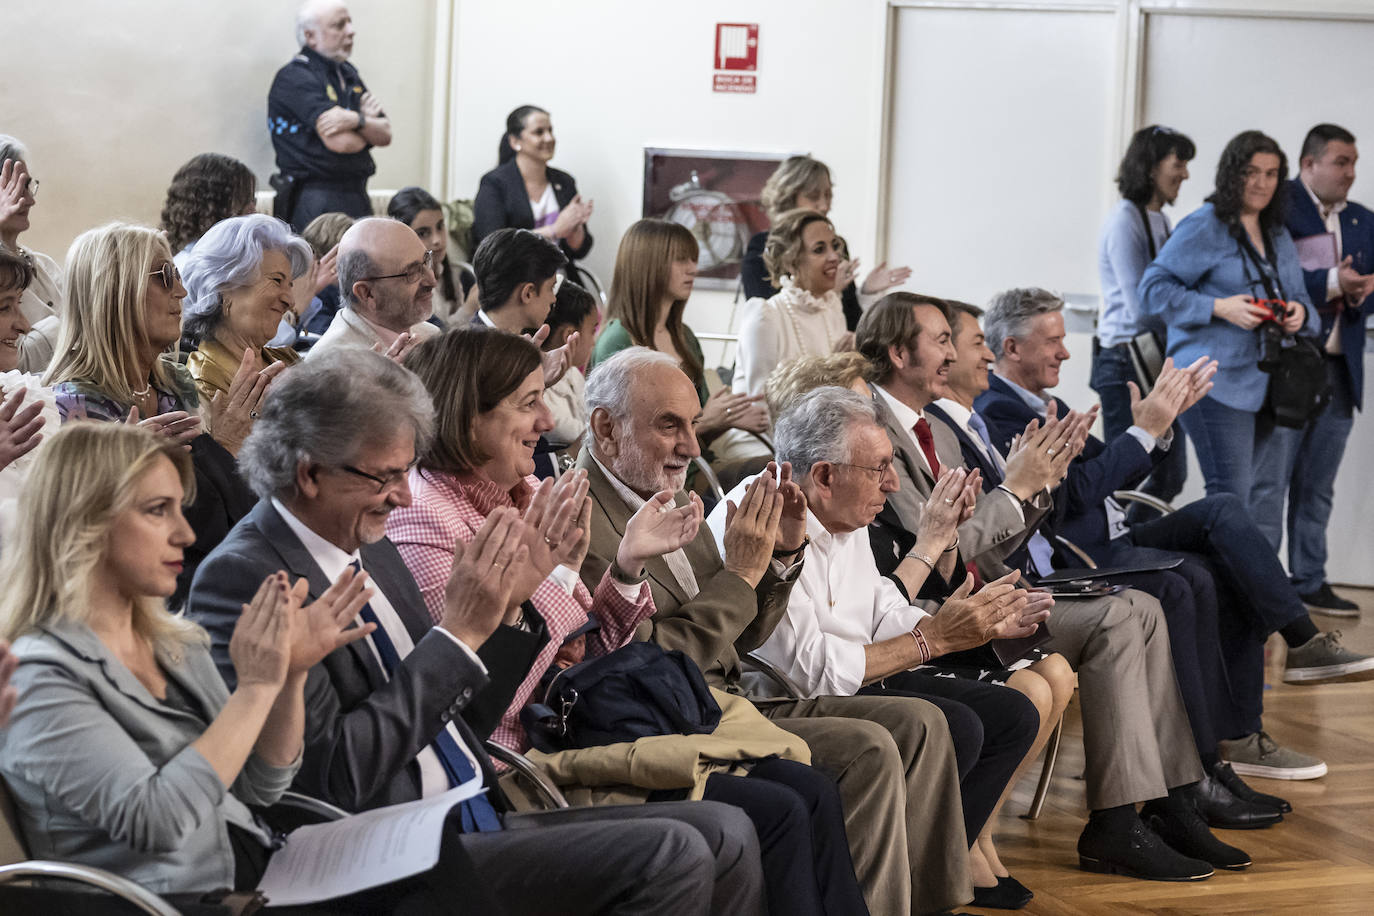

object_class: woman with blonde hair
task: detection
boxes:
[43,222,273,604]
[591,219,769,481]
[0,422,374,899]
[733,209,854,408]
[740,155,910,330]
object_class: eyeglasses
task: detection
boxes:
[362,249,434,284]
[149,261,181,290]
[339,460,417,493]
[835,460,895,481]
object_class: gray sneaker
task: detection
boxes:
[1283,630,1374,684]
[1219,732,1327,781]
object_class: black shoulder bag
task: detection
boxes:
[1126,203,1169,392]
[1236,229,1330,428]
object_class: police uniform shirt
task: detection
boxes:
[267,45,377,182]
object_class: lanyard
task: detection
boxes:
[1234,226,1287,303]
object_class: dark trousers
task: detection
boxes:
[705,759,869,916]
[1108,493,1310,749]
[1090,342,1188,505]
[290,181,372,232]
[859,672,1039,841]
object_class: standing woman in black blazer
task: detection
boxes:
[473,106,594,277]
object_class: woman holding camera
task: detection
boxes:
[1140,130,1317,502]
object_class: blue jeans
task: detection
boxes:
[1091,342,1189,504]
[1250,356,1356,593]
[1177,395,1280,503]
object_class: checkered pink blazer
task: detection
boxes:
[387,469,653,753]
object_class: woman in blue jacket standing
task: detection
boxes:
[1140,130,1317,502]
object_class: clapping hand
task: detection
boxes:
[0,387,46,471]
[526,324,574,387]
[861,262,913,296]
[285,567,376,675]
[772,461,809,554]
[917,467,970,552]
[125,406,202,447]
[229,573,293,690]
[619,490,705,577]
[442,508,532,647]
[374,331,421,364]
[209,350,287,456]
[0,159,33,226]
[522,470,592,575]
[700,387,768,436]
[721,472,784,588]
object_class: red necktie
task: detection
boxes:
[913,418,941,478]
[915,418,983,588]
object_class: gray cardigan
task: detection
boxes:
[0,622,300,894]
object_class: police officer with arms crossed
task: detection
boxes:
[268,1,393,231]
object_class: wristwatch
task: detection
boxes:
[356,111,366,130]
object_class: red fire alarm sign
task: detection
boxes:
[715,23,758,71]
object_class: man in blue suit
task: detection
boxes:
[1253,124,1374,616]
[972,288,1374,787]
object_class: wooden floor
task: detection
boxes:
[971,585,1374,916]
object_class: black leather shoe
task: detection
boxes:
[1077,815,1214,881]
[1193,770,1283,829]
[1211,761,1291,814]
[971,875,1033,909]
[1142,802,1252,871]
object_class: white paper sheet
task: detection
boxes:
[255,782,485,906]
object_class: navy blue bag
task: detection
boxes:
[521,642,723,753]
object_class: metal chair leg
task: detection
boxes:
[1023,716,1064,821]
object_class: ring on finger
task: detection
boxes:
[249,410,260,419]
[943,498,954,505]
[1046,447,1056,456]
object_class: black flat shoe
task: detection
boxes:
[971,875,1033,909]
[1142,804,1252,871]
[1211,761,1292,814]
[1193,770,1283,829]
[1077,815,1214,881]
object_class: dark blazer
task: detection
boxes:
[174,435,258,611]
[741,230,862,330]
[923,403,1002,494]
[975,374,1160,561]
[472,158,593,261]
[577,452,795,694]
[186,499,547,813]
[1283,176,1374,408]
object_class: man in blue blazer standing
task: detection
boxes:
[1254,124,1374,616]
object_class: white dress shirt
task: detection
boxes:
[271,499,485,798]
[706,476,929,699]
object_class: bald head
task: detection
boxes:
[337,217,435,332]
[585,347,702,496]
[297,1,354,60]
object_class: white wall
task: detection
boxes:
[446,0,892,353]
[7,0,437,262]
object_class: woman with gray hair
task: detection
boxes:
[0,135,63,373]
[183,214,313,405]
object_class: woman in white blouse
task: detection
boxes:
[733,209,855,406]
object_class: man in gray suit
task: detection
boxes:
[853,293,1245,882]
[579,346,971,916]
[188,350,765,916]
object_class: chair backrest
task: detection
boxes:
[0,776,31,866]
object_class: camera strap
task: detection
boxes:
[1132,202,1171,261]
[1235,228,1287,303]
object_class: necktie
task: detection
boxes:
[352,563,502,832]
[967,412,1005,475]
[913,418,941,479]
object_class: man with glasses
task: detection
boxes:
[189,350,766,916]
[704,385,1047,908]
[307,216,441,360]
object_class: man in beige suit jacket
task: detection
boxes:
[306,217,440,360]
[852,293,1236,884]
[579,347,973,916]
